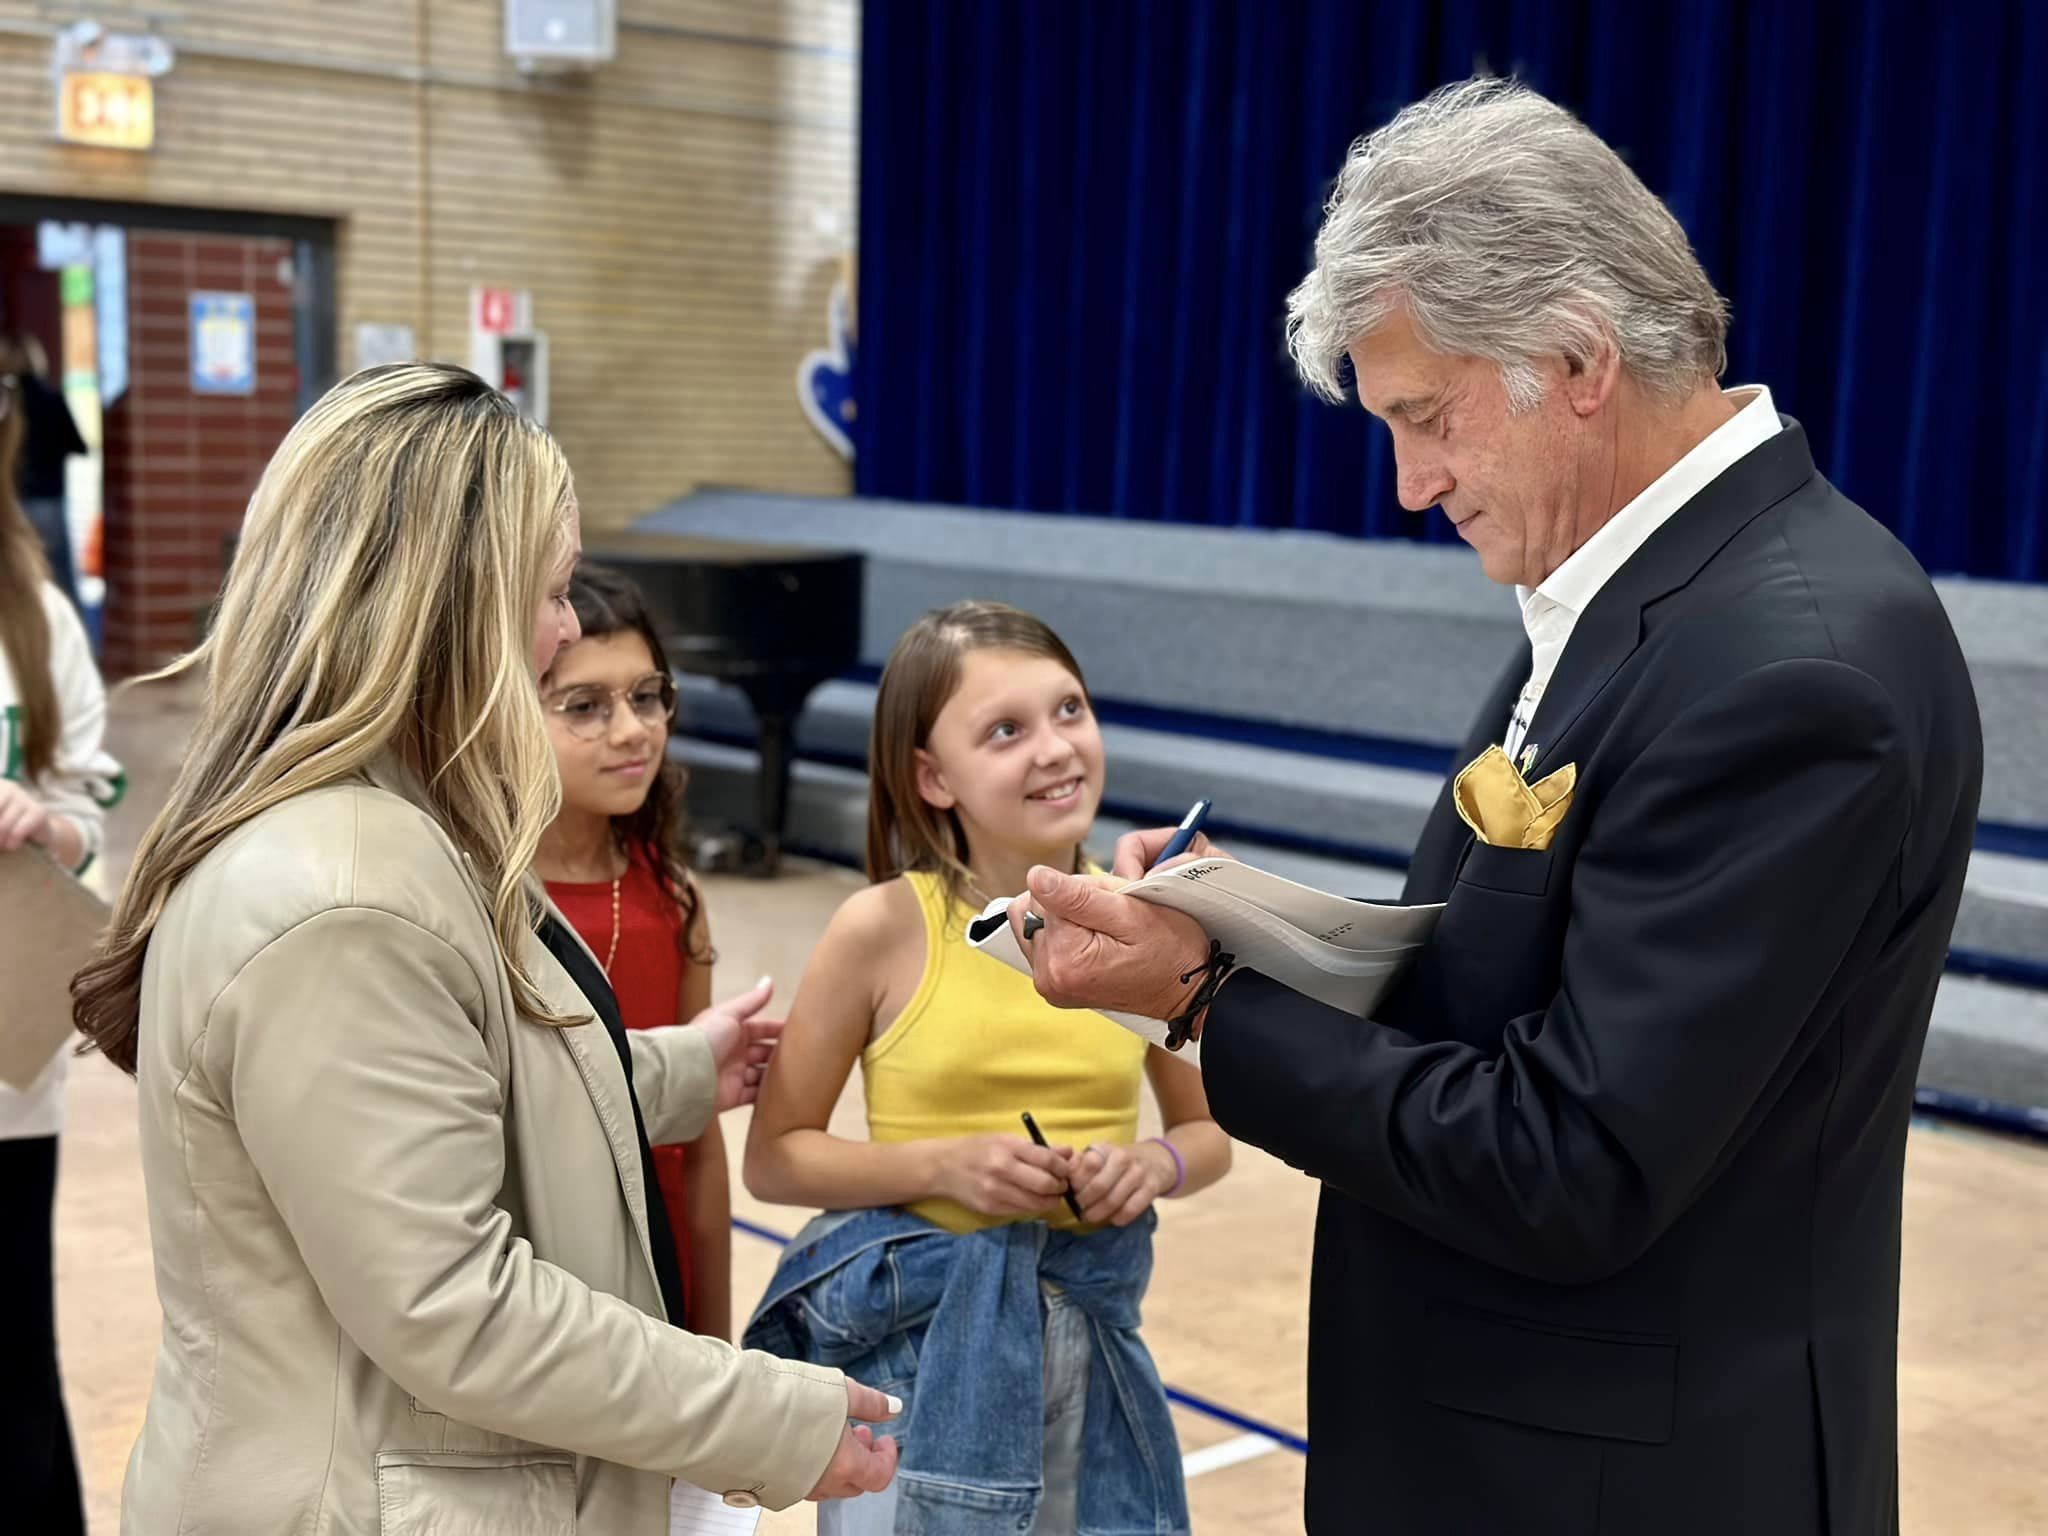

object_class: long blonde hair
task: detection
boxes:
[73,363,577,1072]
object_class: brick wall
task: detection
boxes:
[99,232,298,674]
[0,1,859,540]
[0,225,62,363]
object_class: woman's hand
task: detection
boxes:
[934,1133,1073,1218]
[806,1380,902,1501]
[686,976,783,1113]
[0,780,54,852]
[1068,1140,1175,1227]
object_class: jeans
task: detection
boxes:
[819,1282,1093,1536]
[0,1136,87,1536]
[747,1208,1187,1536]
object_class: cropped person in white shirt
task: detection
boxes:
[0,374,124,1536]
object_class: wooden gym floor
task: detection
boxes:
[50,680,2047,1533]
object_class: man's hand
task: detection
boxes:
[806,1379,901,1501]
[1007,866,1209,1018]
[1110,825,1232,880]
[686,976,782,1112]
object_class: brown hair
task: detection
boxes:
[864,600,1091,911]
[0,376,59,783]
[73,363,578,1073]
[546,562,713,964]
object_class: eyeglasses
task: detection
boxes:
[544,674,677,740]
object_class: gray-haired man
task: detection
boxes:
[1013,79,1981,1534]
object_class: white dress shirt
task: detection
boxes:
[1502,386,1784,763]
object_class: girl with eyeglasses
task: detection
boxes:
[535,562,739,1339]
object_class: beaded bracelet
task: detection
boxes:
[1147,1136,1187,1197]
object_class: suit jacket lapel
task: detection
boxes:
[553,1022,662,1286]
[524,902,663,1290]
[1522,420,1819,779]
[1404,644,1529,902]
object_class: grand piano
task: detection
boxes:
[580,531,864,875]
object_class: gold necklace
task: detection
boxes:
[603,870,622,976]
[540,840,625,975]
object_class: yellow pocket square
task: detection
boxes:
[1454,745,1577,851]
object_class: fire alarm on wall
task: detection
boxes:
[504,0,616,74]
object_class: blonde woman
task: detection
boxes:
[71,364,897,1533]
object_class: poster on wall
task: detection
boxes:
[93,225,127,406]
[33,221,120,651]
[190,291,255,396]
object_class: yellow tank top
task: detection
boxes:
[862,870,1149,1235]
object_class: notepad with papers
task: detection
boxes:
[965,857,1442,1064]
[0,845,109,1090]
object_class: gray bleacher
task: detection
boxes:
[632,489,2048,1112]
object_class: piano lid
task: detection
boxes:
[583,529,860,568]
[580,530,864,685]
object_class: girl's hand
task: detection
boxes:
[936,1134,1073,1217]
[1068,1141,1175,1227]
[1110,826,1232,881]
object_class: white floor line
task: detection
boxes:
[1181,1431,1283,1480]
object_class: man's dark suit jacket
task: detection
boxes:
[1203,421,1982,1535]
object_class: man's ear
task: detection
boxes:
[1562,327,1621,418]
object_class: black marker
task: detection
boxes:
[1020,1110,1086,1221]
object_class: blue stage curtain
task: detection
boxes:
[855,0,2046,581]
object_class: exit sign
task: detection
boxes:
[57,71,154,151]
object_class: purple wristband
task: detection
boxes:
[1148,1136,1186,1197]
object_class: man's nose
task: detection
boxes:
[1394,448,1454,513]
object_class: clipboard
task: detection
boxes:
[0,844,111,1089]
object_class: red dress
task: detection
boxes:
[545,849,697,1323]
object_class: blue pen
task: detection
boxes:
[1151,799,1213,870]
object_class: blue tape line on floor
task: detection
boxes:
[729,1214,1310,1456]
[1157,1385,1310,1456]
[730,1214,798,1248]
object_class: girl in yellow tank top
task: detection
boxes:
[866,867,1147,1232]
[746,600,1230,1236]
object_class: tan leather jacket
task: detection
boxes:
[121,768,846,1533]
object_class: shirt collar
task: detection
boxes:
[1517,385,1781,637]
